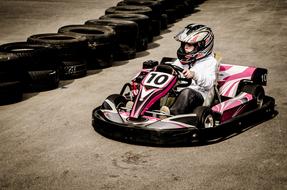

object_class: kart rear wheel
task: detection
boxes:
[242,84,265,108]
[194,106,215,129]
[101,94,127,110]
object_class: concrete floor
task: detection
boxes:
[0,0,286,189]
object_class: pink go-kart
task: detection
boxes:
[92,57,275,145]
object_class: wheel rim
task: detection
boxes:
[204,114,214,128]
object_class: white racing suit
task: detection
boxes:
[170,54,218,114]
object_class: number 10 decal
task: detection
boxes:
[143,72,173,88]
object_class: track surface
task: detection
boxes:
[0,0,286,189]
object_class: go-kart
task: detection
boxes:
[92,57,275,145]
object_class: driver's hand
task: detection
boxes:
[182,68,195,79]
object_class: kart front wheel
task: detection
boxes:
[120,83,133,101]
[194,106,215,129]
[101,94,127,110]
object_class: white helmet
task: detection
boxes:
[174,24,214,64]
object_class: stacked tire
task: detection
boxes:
[27,33,88,79]
[0,42,60,92]
[99,14,150,51]
[105,5,154,42]
[0,52,25,104]
[116,0,163,36]
[85,19,138,60]
[58,25,116,69]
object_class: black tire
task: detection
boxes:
[160,13,168,30]
[27,33,88,79]
[0,42,60,91]
[175,4,186,18]
[99,13,150,51]
[174,0,195,16]
[150,19,161,36]
[27,69,59,91]
[165,9,177,23]
[0,52,24,104]
[58,25,116,69]
[0,42,57,70]
[0,52,25,74]
[185,0,196,13]
[61,60,87,79]
[105,5,153,18]
[27,33,87,52]
[0,81,23,105]
[105,5,154,41]
[118,0,162,35]
[241,84,265,108]
[193,106,215,129]
[148,0,169,15]
[121,0,162,19]
[101,94,127,110]
[85,19,138,60]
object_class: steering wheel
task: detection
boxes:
[166,64,192,88]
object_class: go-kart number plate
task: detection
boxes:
[143,72,174,88]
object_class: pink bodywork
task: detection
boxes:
[218,64,256,97]
[130,71,177,118]
[212,64,257,122]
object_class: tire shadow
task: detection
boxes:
[58,79,75,89]
[135,51,150,58]
[147,42,160,50]
[111,60,129,67]
[86,68,103,76]
[22,92,39,101]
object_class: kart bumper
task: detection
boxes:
[92,107,200,146]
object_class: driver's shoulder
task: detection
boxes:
[197,55,217,67]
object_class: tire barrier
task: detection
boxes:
[58,25,115,69]
[0,0,206,104]
[27,33,88,79]
[85,19,138,60]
